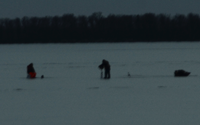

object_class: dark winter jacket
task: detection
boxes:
[27,63,35,74]
[98,60,110,70]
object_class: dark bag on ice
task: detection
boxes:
[174,69,190,77]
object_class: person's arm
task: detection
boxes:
[98,64,104,69]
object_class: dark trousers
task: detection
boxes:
[104,69,110,79]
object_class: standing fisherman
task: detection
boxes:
[98,59,111,79]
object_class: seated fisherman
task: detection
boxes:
[27,63,36,78]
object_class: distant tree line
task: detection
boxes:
[0,12,200,43]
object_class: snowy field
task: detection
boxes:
[0,42,200,125]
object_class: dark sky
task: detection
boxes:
[0,0,199,18]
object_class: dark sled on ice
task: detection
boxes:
[174,70,190,77]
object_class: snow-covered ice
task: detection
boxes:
[0,42,200,125]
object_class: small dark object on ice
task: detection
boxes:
[41,75,44,79]
[128,72,131,77]
[174,70,190,77]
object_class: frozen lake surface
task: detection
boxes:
[0,42,200,125]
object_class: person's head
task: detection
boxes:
[102,59,106,63]
[30,63,33,66]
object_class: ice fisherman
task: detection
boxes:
[98,59,111,79]
[27,63,36,78]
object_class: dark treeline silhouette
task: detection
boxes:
[1,12,200,43]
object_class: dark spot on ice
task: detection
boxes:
[41,75,44,79]
[14,88,23,91]
[157,86,167,89]
[128,72,131,77]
